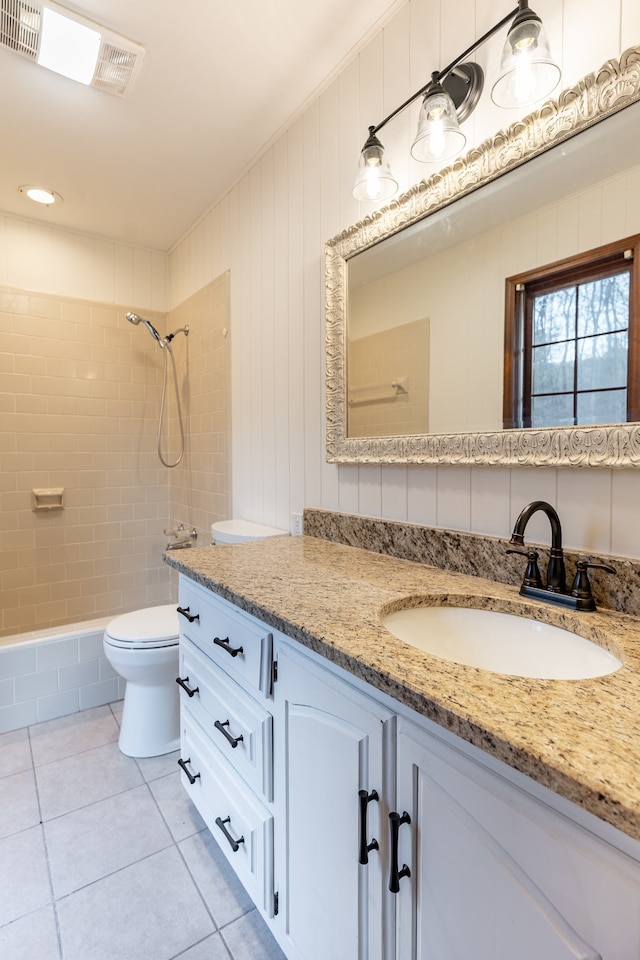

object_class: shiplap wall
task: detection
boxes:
[168,0,640,558]
[0,213,167,311]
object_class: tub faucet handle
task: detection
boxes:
[164,522,185,537]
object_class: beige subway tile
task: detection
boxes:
[19,582,52,606]
[37,598,69,622]
[16,395,46,415]
[31,375,67,397]
[0,291,29,314]
[60,301,91,324]
[62,377,93,398]
[28,296,62,320]
[46,357,77,378]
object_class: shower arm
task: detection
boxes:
[164,325,189,345]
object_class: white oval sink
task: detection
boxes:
[381,604,622,679]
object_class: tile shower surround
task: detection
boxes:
[0,277,231,639]
[0,704,285,960]
[303,508,640,618]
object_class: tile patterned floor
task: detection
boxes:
[0,703,286,960]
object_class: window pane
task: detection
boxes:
[577,389,627,424]
[532,394,574,427]
[532,287,576,345]
[531,341,574,394]
[577,331,628,391]
[577,272,630,337]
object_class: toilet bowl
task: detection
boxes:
[104,604,180,758]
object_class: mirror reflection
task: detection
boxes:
[345,101,640,440]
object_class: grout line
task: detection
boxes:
[26,727,64,959]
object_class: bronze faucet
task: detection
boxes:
[508,500,615,612]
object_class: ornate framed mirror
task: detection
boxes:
[325,46,640,466]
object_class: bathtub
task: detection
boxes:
[0,617,125,734]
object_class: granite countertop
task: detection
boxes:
[165,535,640,842]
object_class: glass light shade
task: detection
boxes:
[37,6,101,85]
[491,12,560,108]
[352,134,399,202]
[411,88,466,163]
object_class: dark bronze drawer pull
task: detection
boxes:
[177,605,200,623]
[214,719,244,749]
[358,788,379,865]
[177,757,201,785]
[213,636,243,658]
[389,810,411,892]
[176,676,199,698]
[215,815,245,852]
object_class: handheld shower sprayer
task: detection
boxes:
[126,311,163,346]
[127,309,190,468]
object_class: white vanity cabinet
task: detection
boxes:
[394,716,640,960]
[272,641,394,960]
[176,575,640,960]
[176,578,276,916]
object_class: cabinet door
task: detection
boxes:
[274,642,394,960]
[395,717,609,960]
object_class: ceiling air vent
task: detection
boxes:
[0,0,144,97]
[92,39,144,98]
[0,0,40,59]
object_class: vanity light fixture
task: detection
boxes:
[352,0,560,202]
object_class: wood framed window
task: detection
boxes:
[503,235,640,430]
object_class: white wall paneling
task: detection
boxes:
[170,2,640,560]
[0,213,167,311]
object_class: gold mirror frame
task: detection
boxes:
[326,46,640,467]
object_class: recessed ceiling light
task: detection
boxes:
[19,185,63,206]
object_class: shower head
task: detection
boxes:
[126,311,163,346]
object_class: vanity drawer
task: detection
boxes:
[179,709,274,916]
[178,577,273,696]
[178,638,273,801]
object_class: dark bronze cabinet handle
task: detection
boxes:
[214,719,244,749]
[176,676,199,698]
[358,789,379,864]
[177,605,200,623]
[213,636,243,658]
[389,810,411,892]
[177,757,201,785]
[215,816,245,852]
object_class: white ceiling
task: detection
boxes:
[0,0,403,251]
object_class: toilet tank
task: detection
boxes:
[211,519,289,544]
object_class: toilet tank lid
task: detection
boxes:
[105,604,179,643]
[211,519,289,543]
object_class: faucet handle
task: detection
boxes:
[507,548,543,588]
[570,559,616,601]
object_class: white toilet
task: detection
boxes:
[103,604,180,758]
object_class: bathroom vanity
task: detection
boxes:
[167,535,640,960]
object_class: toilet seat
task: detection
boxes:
[105,604,179,649]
